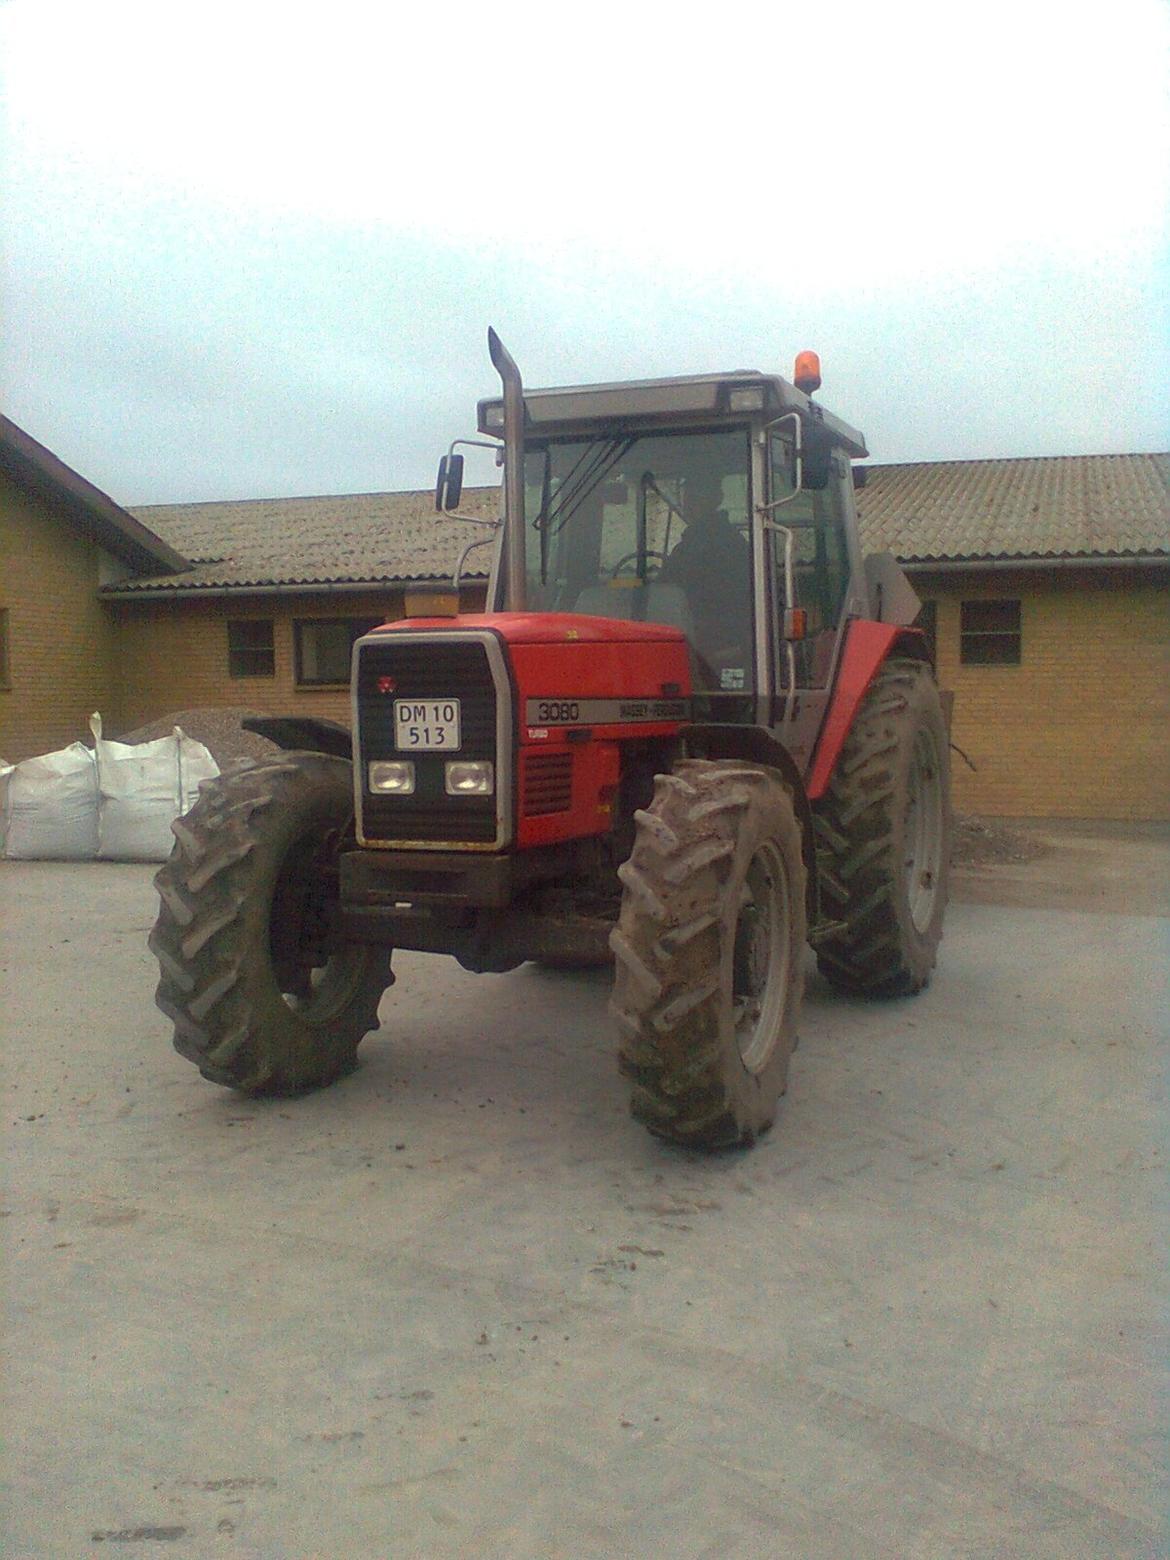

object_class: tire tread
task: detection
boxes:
[812,658,951,996]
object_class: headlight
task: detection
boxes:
[445,761,494,796]
[368,761,415,794]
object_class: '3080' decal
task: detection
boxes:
[525,698,689,726]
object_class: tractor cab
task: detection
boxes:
[451,341,876,771]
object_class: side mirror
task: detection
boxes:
[434,453,465,513]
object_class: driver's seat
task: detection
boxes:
[573,582,695,638]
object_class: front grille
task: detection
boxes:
[357,635,501,845]
[524,751,573,816]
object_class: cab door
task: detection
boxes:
[765,437,858,772]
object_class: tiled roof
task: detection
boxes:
[109,487,500,594]
[105,453,1169,596]
[856,453,1169,562]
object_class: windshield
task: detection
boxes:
[522,427,753,691]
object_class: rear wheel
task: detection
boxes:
[813,657,951,995]
[611,760,806,1149]
[150,753,392,1094]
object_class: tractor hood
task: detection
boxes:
[375,611,689,647]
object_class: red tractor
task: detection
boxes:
[151,331,950,1150]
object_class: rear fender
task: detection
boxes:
[683,722,818,926]
[805,621,928,802]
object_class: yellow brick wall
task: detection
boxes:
[0,471,120,762]
[110,586,488,733]
[916,567,1170,820]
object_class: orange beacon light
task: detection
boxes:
[794,351,822,395]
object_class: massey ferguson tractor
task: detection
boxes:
[151,330,951,1150]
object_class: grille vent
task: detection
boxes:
[524,751,573,816]
[358,635,498,844]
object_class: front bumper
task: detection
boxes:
[340,848,515,912]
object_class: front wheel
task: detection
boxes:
[150,753,392,1094]
[611,760,807,1150]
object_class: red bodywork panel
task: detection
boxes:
[805,620,913,800]
[377,611,921,838]
[382,613,693,848]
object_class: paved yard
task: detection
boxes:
[2,835,1167,1558]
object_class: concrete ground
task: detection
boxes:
[2,831,1167,1559]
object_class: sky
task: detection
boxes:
[2,0,1168,506]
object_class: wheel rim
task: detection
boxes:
[904,726,944,934]
[279,948,371,1023]
[269,825,369,1023]
[731,839,792,1073]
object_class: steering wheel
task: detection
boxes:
[609,550,667,580]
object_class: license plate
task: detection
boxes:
[394,699,461,751]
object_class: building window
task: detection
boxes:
[294,618,380,687]
[0,608,10,689]
[960,599,1021,665]
[227,619,276,678]
[916,599,937,667]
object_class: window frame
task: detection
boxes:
[959,598,1022,666]
[293,617,381,688]
[226,618,276,679]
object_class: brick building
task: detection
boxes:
[2,416,1167,819]
[0,416,186,761]
[857,455,1170,819]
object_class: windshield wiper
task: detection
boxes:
[534,436,636,539]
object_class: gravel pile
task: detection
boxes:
[114,707,282,769]
[953,815,1050,867]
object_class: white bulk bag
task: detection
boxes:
[90,713,219,862]
[1,742,100,860]
[177,729,220,816]
[0,716,220,862]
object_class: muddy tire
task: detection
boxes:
[611,760,806,1150]
[813,657,951,996]
[150,753,392,1094]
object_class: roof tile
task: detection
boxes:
[856,452,1169,561]
[116,487,500,592]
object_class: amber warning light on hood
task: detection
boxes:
[404,586,460,618]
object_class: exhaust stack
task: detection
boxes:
[488,327,527,612]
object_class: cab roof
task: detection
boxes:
[477,370,868,459]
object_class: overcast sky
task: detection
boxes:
[2,0,1168,505]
